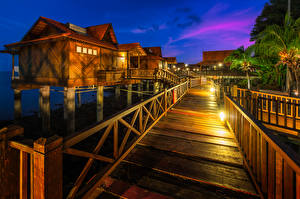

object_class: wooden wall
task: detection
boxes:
[69,41,100,80]
[18,39,128,87]
[140,56,162,70]
[19,39,70,85]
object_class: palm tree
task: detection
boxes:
[256,14,300,94]
[224,46,256,89]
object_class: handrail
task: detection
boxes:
[225,95,300,198]
[236,88,300,131]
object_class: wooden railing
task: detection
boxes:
[224,95,300,199]
[2,80,193,199]
[236,88,300,132]
[128,68,182,84]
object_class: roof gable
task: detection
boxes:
[21,16,72,42]
[143,47,162,57]
[86,23,118,44]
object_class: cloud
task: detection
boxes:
[162,5,258,63]
[131,23,167,34]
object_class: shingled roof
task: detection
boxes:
[118,43,146,56]
[164,57,177,64]
[5,16,118,50]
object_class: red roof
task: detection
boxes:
[163,57,177,63]
[5,16,118,50]
[143,47,162,57]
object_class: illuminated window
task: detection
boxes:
[88,48,93,55]
[82,47,87,54]
[76,46,82,53]
[93,49,97,55]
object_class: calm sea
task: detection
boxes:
[0,71,112,121]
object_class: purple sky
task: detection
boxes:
[0,0,269,70]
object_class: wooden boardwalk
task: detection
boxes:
[96,86,259,199]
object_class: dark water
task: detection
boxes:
[0,71,112,121]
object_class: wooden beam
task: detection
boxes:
[66,123,113,199]
[33,136,63,199]
[119,118,141,136]
[20,151,28,199]
[119,108,140,155]
[64,148,114,163]
[97,86,104,122]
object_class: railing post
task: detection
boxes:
[0,125,23,199]
[33,135,63,199]
[164,88,168,111]
[231,85,237,98]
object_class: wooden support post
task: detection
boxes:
[63,88,67,120]
[232,85,237,98]
[146,80,150,91]
[20,151,28,199]
[160,82,164,91]
[14,89,22,120]
[127,84,132,106]
[0,125,24,198]
[97,86,104,122]
[33,135,63,199]
[138,83,142,98]
[40,86,50,135]
[153,81,159,94]
[115,85,120,100]
[64,87,75,134]
[77,91,82,108]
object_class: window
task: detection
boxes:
[93,49,97,55]
[76,46,82,53]
[76,45,98,56]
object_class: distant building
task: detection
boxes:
[198,50,234,70]
[140,47,165,70]
[163,57,177,69]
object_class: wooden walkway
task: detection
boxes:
[97,86,259,199]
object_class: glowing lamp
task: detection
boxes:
[219,112,225,121]
[210,87,215,92]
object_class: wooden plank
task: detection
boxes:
[125,145,257,194]
[261,137,268,194]
[296,173,300,199]
[283,161,294,199]
[275,153,283,199]
[20,151,28,199]
[268,146,275,199]
[114,121,118,159]
[139,133,243,166]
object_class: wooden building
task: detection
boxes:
[140,47,165,70]
[164,57,177,69]
[3,16,143,88]
[198,50,234,70]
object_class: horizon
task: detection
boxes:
[0,0,268,71]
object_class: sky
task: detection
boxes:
[0,0,269,71]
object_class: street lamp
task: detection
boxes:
[185,64,188,67]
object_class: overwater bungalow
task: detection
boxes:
[164,57,177,69]
[2,16,145,88]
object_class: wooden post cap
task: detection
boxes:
[34,135,63,154]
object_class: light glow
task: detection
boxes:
[210,87,215,92]
[219,112,225,121]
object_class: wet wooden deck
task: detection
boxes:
[97,86,259,199]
